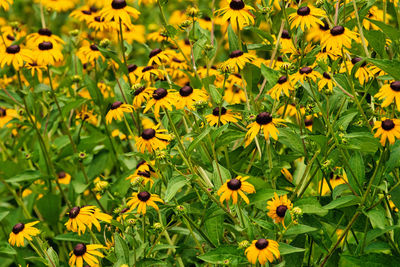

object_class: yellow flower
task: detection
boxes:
[9,221,40,247]
[0,0,12,10]
[221,50,256,72]
[288,5,326,31]
[65,206,111,235]
[215,0,255,29]
[127,191,163,215]
[136,65,167,83]
[205,107,241,126]
[373,118,400,146]
[281,168,293,182]
[132,86,152,109]
[341,57,374,85]
[26,28,64,49]
[77,43,105,64]
[306,21,330,43]
[319,170,349,195]
[126,160,158,187]
[291,66,322,85]
[245,239,280,265]
[245,112,285,147]
[0,44,32,70]
[69,243,104,267]
[267,76,294,100]
[134,124,171,153]
[57,171,71,185]
[267,193,293,225]
[143,88,177,118]
[318,72,335,92]
[148,48,171,66]
[33,41,63,66]
[105,101,134,124]
[375,81,400,111]
[223,85,246,104]
[321,25,358,53]
[175,85,208,110]
[217,176,255,204]
[0,107,18,128]
[100,0,140,28]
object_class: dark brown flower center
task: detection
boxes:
[141,128,156,140]
[142,66,154,73]
[172,57,183,63]
[94,16,104,22]
[6,45,20,54]
[58,171,66,178]
[323,72,331,79]
[73,243,87,256]
[229,50,244,58]
[281,30,290,39]
[299,66,312,74]
[278,76,287,84]
[12,223,25,234]
[134,87,145,96]
[82,10,92,15]
[382,119,395,131]
[277,56,283,62]
[229,0,245,10]
[153,88,168,100]
[136,160,146,168]
[68,206,81,219]
[6,34,15,41]
[90,6,98,12]
[276,205,288,217]
[128,64,137,73]
[38,41,53,51]
[90,44,99,51]
[138,191,151,201]
[111,0,127,9]
[149,48,162,58]
[38,28,52,36]
[390,81,400,92]
[256,112,273,125]
[297,6,310,16]
[227,178,242,190]
[212,107,227,116]
[255,238,269,250]
[111,101,123,110]
[304,118,313,126]
[330,25,344,36]
[179,85,193,97]
[351,57,366,67]
[0,108,6,117]
[319,21,329,31]
[137,171,150,177]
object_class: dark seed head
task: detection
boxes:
[304,117,313,126]
[255,238,269,250]
[229,0,245,10]
[136,160,146,168]
[278,76,287,84]
[382,119,395,131]
[149,48,162,58]
[12,223,25,234]
[351,57,366,67]
[137,191,151,202]
[319,21,329,31]
[297,6,310,16]
[73,243,87,256]
[57,171,66,179]
[153,88,168,100]
[299,66,312,74]
[38,41,53,51]
[111,101,123,110]
[141,128,156,140]
[390,81,400,92]
[6,45,20,54]
[82,10,92,15]
[38,28,52,36]
[90,44,99,51]
[137,171,150,177]
[94,16,104,22]
[256,112,273,125]
[6,34,15,41]
[212,107,227,116]
[281,30,290,39]
[111,0,127,9]
[229,50,244,58]
[277,56,283,62]
[90,6,98,12]
[323,72,331,79]
[0,108,6,117]
[330,25,344,36]
[134,86,145,96]
[68,206,81,219]
[276,205,288,217]
[203,16,211,21]
[142,66,154,73]
[179,85,193,97]
[127,64,137,73]
[172,57,183,63]
[227,178,242,190]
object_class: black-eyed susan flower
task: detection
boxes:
[224,85,246,104]
[277,103,301,119]
[319,170,349,195]
[136,65,167,83]
[245,238,280,265]
[105,101,134,124]
[34,41,63,66]
[215,0,255,29]
[132,86,151,109]
[217,176,255,204]
[0,0,12,10]
[69,243,104,267]
[375,81,400,111]
[40,0,76,12]
[288,5,326,31]
[221,50,256,72]
[0,44,32,70]
[126,160,158,187]
[175,85,208,110]
[304,115,315,131]
[363,6,389,30]
[373,118,400,146]
[26,28,64,49]
[77,43,105,64]
[148,48,171,66]
[278,30,296,54]
[205,107,241,126]
[8,221,40,247]
[134,124,171,153]
[318,72,335,92]
[127,191,163,215]
[143,88,177,118]
[321,25,357,52]
[70,6,99,23]
[88,15,112,32]
[57,171,71,185]
[0,107,18,128]
[245,112,285,146]
[65,206,110,235]
[100,0,140,28]
[267,76,294,100]
[316,47,339,62]
[341,57,374,85]
[91,207,112,231]
[291,66,322,85]
[267,193,293,225]
[306,20,330,43]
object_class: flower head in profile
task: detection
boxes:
[205,107,241,126]
[126,160,158,187]
[267,76,294,100]
[69,243,104,267]
[0,0,13,10]
[136,65,167,83]
[105,101,134,124]
[9,221,40,247]
[221,50,256,72]
[127,191,163,215]
[341,57,374,85]
[318,72,335,92]
[373,118,400,146]
[217,176,255,204]
[100,0,140,28]
[319,169,349,195]
[245,238,280,265]
[147,48,171,66]
[134,124,171,153]
[215,0,255,29]
[57,171,71,185]
[77,43,105,64]
[288,5,326,31]
[291,66,322,85]
[65,206,111,235]
[267,193,293,225]
[245,112,285,147]
[375,81,400,111]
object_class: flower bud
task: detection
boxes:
[100,38,110,48]
[69,29,80,37]
[186,7,199,17]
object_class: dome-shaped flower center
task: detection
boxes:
[153,88,168,100]
[94,16,104,22]
[57,171,66,178]
[351,57,366,67]
[6,45,20,54]
[179,85,193,97]
[277,56,283,62]
[330,25,344,36]
[276,205,288,217]
[382,119,395,131]
[319,21,329,31]
[323,72,331,79]
[0,108,6,117]
[12,223,25,234]
[227,178,242,190]
[278,76,287,84]
[90,44,99,51]
[149,48,162,58]
[297,6,310,16]
[7,34,15,41]
[68,206,81,219]
[38,41,53,51]
[255,238,269,250]
[138,191,151,202]
[142,66,154,73]
[172,57,183,63]
[212,107,227,116]
[127,64,137,73]
[256,112,273,125]
[141,128,156,140]
[82,10,92,15]
[304,118,313,126]
[90,6,98,12]
[111,101,123,110]
[73,243,87,256]
[111,0,127,9]
[299,66,312,74]
[136,160,146,168]
[281,30,290,39]
[38,28,52,36]
[134,86,145,96]
[229,50,244,58]
[390,81,400,92]
[229,0,245,10]
[137,171,151,177]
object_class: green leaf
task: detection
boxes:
[347,151,365,191]
[390,184,400,210]
[227,24,239,52]
[0,211,9,222]
[323,195,360,210]
[114,233,129,264]
[366,209,386,229]
[249,189,288,204]
[164,176,187,202]
[279,243,305,255]
[367,58,400,80]
[277,128,304,154]
[36,194,61,225]
[367,19,400,41]
[261,63,280,84]
[188,127,211,153]
[334,111,357,131]
[284,224,318,236]
[212,161,231,188]
[45,247,60,267]
[54,232,91,243]
[209,85,222,104]
[343,132,380,153]
[5,170,42,183]
[365,225,400,243]
[0,242,16,255]
[205,215,223,246]
[385,142,400,171]
[363,30,385,57]
[242,64,261,93]
[197,246,247,264]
